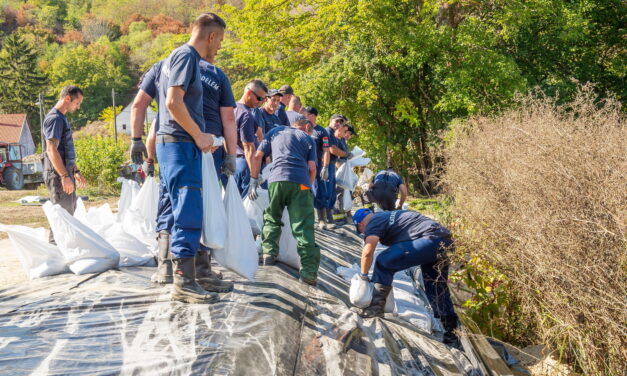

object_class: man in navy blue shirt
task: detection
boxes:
[324,115,351,227]
[302,107,332,230]
[235,79,267,197]
[43,85,87,244]
[248,119,320,285]
[255,89,283,134]
[276,84,293,127]
[353,208,460,346]
[366,168,409,211]
[155,13,226,304]
[285,95,305,125]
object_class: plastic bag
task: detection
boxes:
[349,156,371,167]
[43,201,119,275]
[201,151,227,249]
[278,208,300,269]
[243,189,269,236]
[97,222,155,267]
[0,224,69,279]
[335,161,355,190]
[214,175,258,281]
[357,168,374,190]
[117,178,140,221]
[349,274,374,308]
[340,188,352,211]
[74,197,88,224]
[122,177,159,250]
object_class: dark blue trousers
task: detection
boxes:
[155,141,203,259]
[324,162,337,209]
[234,156,250,198]
[313,162,328,209]
[371,236,457,319]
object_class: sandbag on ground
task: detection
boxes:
[122,177,159,251]
[43,201,120,275]
[0,224,69,279]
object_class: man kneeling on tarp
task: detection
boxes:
[352,208,460,346]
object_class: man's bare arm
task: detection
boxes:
[166,86,213,152]
[220,107,237,156]
[308,160,316,184]
[361,236,379,275]
[130,90,153,139]
[250,150,264,178]
[243,142,255,170]
[329,145,348,157]
[146,119,157,160]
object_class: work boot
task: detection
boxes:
[299,275,317,286]
[316,208,328,230]
[441,315,461,348]
[345,211,354,225]
[171,257,219,304]
[325,209,337,229]
[195,250,233,293]
[151,231,173,284]
[360,284,392,318]
[261,253,276,265]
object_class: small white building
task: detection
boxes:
[0,113,36,156]
[115,102,157,136]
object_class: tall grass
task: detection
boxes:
[444,86,626,375]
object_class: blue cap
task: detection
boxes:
[352,208,372,233]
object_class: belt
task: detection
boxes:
[156,135,194,143]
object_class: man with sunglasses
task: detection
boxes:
[235,79,268,197]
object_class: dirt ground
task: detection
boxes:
[0,188,118,288]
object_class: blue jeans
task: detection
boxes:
[324,162,336,209]
[313,162,328,209]
[156,141,203,259]
[234,156,250,198]
[371,236,457,319]
[155,171,173,233]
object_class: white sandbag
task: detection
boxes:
[43,201,119,275]
[357,168,374,190]
[278,208,300,269]
[341,188,352,211]
[350,146,365,159]
[87,203,116,228]
[117,178,140,221]
[74,197,88,224]
[335,161,356,190]
[97,222,155,267]
[201,151,227,249]
[243,189,269,236]
[214,175,258,281]
[0,224,69,279]
[122,177,159,250]
[349,156,371,167]
[349,273,374,308]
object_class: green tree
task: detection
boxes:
[0,32,47,142]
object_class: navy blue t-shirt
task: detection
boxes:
[256,107,282,134]
[156,44,204,139]
[199,60,236,137]
[43,108,75,166]
[235,102,258,156]
[139,60,163,100]
[326,126,340,162]
[258,126,317,188]
[286,110,305,125]
[311,124,329,165]
[364,210,449,246]
[373,170,404,189]
[277,102,290,127]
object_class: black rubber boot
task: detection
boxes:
[345,211,354,225]
[441,315,461,348]
[299,275,317,286]
[325,208,337,229]
[260,253,276,265]
[151,231,173,284]
[360,284,392,318]
[316,208,328,230]
[195,250,233,293]
[171,257,219,304]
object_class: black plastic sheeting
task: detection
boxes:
[0,227,512,375]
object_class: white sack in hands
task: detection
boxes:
[278,208,301,269]
[243,189,269,236]
[201,151,227,249]
[350,274,374,308]
[214,175,258,281]
[43,201,119,275]
[122,177,159,251]
[0,224,69,279]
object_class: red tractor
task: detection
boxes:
[0,142,25,190]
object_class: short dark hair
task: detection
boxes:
[294,118,312,128]
[59,85,83,100]
[302,106,318,116]
[246,79,268,95]
[192,13,226,35]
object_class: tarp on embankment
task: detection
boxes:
[0,226,514,375]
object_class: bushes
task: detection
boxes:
[444,86,626,375]
[74,135,127,193]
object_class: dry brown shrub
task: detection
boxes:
[444,85,626,375]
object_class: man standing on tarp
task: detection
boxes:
[365,168,408,211]
[43,85,87,244]
[235,79,267,197]
[277,84,293,126]
[352,208,460,347]
[248,118,321,286]
[155,13,225,304]
[325,115,351,228]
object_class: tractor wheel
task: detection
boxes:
[4,166,24,190]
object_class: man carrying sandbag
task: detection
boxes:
[155,13,226,304]
[43,85,87,244]
[365,168,408,211]
[352,208,460,346]
[248,119,321,286]
[325,115,351,228]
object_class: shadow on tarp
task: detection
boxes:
[0,226,513,376]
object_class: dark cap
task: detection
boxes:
[302,106,318,116]
[347,125,357,136]
[267,89,283,97]
[330,114,347,122]
[279,85,294,95]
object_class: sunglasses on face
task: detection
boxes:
[246,87,265,101]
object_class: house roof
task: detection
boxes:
[0,114,27,144]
